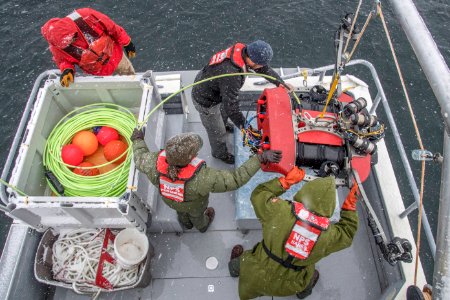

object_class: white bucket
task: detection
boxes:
[114,228,149,269]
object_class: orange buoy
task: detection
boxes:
[97,126,119,146]
[103,140,128,164]
[85,145,119,174]
[61,144,84,166]
[72,130,98,156]
[73,161,100,176]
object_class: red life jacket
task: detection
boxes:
[284,202,330,260]
[209,43,246,70]
[156,150,205,202]
[64,11,114,74]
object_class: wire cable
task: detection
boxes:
[138,72,301,128]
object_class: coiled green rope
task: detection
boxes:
[43,103,137,197]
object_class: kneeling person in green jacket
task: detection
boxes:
[229,167,360,299]
[131,128,282,233]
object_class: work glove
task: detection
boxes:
[131,128,144,141]
[342,182,360,211]
[60,69,74,87]
[124,40,136,59]
[279,166,305,190]
[257,150,282,164]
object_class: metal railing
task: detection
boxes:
[256,59,437,257]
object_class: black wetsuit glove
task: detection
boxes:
[257,150,282,164]
[124,41,136,59]
[131,128,144,141]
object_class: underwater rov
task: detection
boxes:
[247,85,412,266]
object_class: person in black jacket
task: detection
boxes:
[192,40,293,164]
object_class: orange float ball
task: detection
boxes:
[72,131,98,156]
[73,162,100,176]
[103,140,128,164]
[61,144,84,166]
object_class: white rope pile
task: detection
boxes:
[52,229,140,293]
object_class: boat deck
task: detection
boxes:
[52,118,389,300]
[0,69,422,300]
[52,66,402,299]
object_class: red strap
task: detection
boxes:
[95,229,116,290]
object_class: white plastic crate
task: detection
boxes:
[6,72,181,232]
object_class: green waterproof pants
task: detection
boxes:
[177,208,209,231]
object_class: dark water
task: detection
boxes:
[0,0,448,282]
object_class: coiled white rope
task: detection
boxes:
[52,229,140,293]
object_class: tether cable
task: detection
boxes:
[0,178,28,197]
[44,103,136,197]
[138,72,301,129]
[378,3,426,285]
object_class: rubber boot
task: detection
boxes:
[177,215,193,230]
[231,245,244,260]
[199,207,215,233]
[228,245,243,277]
[296,270,319,299]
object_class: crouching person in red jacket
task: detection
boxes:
[41,8,136,87]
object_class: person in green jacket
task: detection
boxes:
[228,166,360,299]
[131,128,282,232]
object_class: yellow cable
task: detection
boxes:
[319,74,340,118]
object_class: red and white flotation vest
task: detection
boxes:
[65,11,114,74]
[284,202,330,260]
[209,43,246,70]
[156,150,205,203]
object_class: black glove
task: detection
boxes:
[257,150,282,164]
[131,128,144,141]
[124,41,136,59]
[60,69,74,87]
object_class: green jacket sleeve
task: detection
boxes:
[198,156,261,195]
[250,177,286,222]
[321,210,359,256]
[132,139,159,185]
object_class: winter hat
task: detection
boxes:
[165,133,203,166]
[246,40,273,66]
[293,176,336,218]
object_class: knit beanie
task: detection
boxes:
[246,40,273,66]
[165,133,203,166]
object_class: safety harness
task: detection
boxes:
[63,10,114,73]
[156,150,205,202]
[262,201,330,271]
[209,43,246,70]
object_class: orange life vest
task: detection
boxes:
[284,202,330,260]
[209,43,246,70]
[65,11,114,74]
[156,150,205,202]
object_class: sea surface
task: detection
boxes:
[0,0,449,282]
